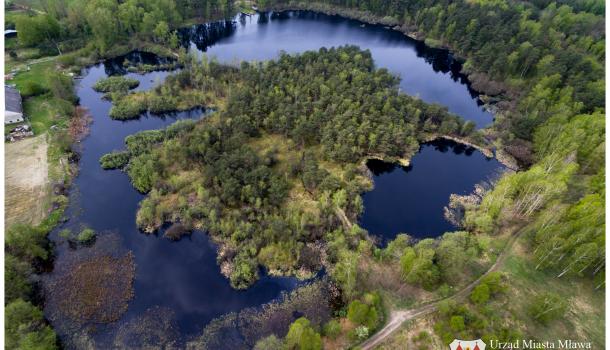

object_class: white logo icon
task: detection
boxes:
[449,339,486,350]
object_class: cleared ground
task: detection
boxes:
[5,134,50,228]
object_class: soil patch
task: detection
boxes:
[5,134,49,228]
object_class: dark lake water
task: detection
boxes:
[44,11,503,347]
[360,140,503,242]
[179,11,493,127]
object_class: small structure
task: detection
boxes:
[5,85,24,124]
[6,124,34,142]
[4,29,18,37]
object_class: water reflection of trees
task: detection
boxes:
[178,20,236,52]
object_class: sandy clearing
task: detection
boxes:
[5,134,50,228]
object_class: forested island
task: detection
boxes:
[102,46,479,288]
[4,0,604,349]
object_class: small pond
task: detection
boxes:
[360,139,503,243]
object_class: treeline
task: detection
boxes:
[463,111,604,285]
[10,0,235,54]
[103,46,473,289]
[5,224,59,349]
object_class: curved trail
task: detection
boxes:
[360,229,524,350]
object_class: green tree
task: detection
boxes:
[399,247,416,280]
[470,283,490,305]
[528,292,567,325]
[449,315,465,332]
[405,248,440,290]
[5,255,32,303]
[15,15,61,53]
[6,225,49,261]
[254,335,284,350]
[285,317,322,350]
[153,21,170,44]
[5,299,57,350]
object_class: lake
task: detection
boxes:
[179,11,493,127]
[44,10,503,347]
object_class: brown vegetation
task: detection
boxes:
[113,306,179,349]
[44,233,136,343]
[68,106,92,142]
[50,253,135,323]
[187,280,336,349]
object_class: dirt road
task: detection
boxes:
[360,229,523,349]
[5,135,50,228]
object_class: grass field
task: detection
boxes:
[503,240,605,347]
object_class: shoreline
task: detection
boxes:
[262,2,511,97]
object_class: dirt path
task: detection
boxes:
[5,135,50,228]
[360,229,524,349]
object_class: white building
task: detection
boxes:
[5,85,24,124]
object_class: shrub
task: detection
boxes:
[449,315,465,332]
[254,335,284,350]
[20,81,47,97]
[77,228,96,243]
[163,223,190,241]
[480,272,506,294]
[355,325,369,340]
[110,98,147,120]
[286,317,322,350]
[93,76,140,93]
[58,229,71,239]
[229,253,258,290]
[148,94,177,114]
[528,292,567,325]
[99,151,130,169]
[48,72,77,103]
[470,283,490,305]
[322,319,341,339]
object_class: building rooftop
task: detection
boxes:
[5,85,23,113]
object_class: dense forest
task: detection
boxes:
[7,0,235,60]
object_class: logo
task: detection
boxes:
[450,339,486,350]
